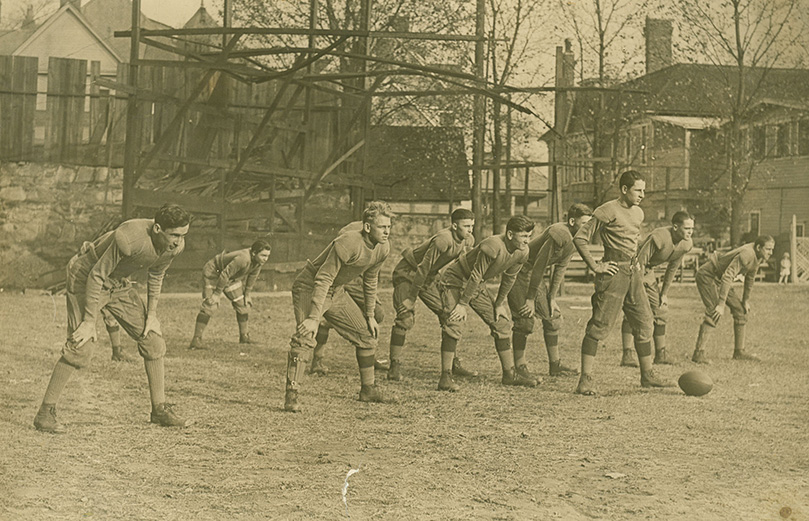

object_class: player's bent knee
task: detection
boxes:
[513,316,535,336]
[395,312,415,331]
[703,314,718,327]
[60,347,92,369]
[137,331,166,360]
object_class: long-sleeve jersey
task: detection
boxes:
[74,218,184,321]
[574,199,644,264]
[704,243,760,305]
[635,226,693,295]
[400,227,475,300]
[301,229,390,320]
[518,222,576,300]
[208,248,266,294]
[442,234,528,306]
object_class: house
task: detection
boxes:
[542,18,809,245]
[366,125,471,215]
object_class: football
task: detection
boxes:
[678,370,714,396]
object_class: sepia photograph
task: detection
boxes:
[0,0,807,518]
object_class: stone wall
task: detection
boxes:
[0,162,123,289]
[0,161,460,291]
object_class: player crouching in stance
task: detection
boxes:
[508,204,592,379]
[436,215,535,392]
[691,235,774,364]
[386,208,476,381]
[34,204,192,433]
[573,170,672,396]
[619,211,694,367]
[284,202,393,412]
[189,239,272,349]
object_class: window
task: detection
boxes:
[797,223,805,237]
[799,119,809,156]
[752,126,766,159]
[749,211,760,235]
[625,130,631,160]
[776,123,791,157]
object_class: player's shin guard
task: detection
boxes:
[41,357,77,406]
[580,335,598,376]
[512,331,528,368]
[286,350,309,391]
[653,324,671,364]
[620,320,639,367]
[692,322,713,364]
[389,326,406,361]
[236,313,251,343]
[356,348,376,386]
[190,313,210,349]
[544,330,560,363]
[732,323,759,361]
[440,333,457,373]
[143,358,166,408]
[494,337,514,372]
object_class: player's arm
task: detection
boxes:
[143,243,183,337]
[362,262,384,321]
[573,215,617,275]
[459,250,493,306]
[547,242,575,300]
[243,263,264,304]
[526,240,554,301]
[215,256,247,293]
[660,253,685,300]
[634,234,656,271]
[742,258,758,310]
[408,238,444,302]
[718,254,744,307]
[73,241,124,344]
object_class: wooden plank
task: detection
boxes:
[0,56,12,158]
[20,56,37,158]
[130,187,224,214]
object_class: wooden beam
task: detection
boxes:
[115,27,480,41]
[131,188,223,214]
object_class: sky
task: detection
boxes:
[1,0,224,28]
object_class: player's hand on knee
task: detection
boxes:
[245,295,253,308]
[366,316,379,338]
[142,315,162,338]
[742,300,751,314]
[711,305,724,323]
[204,293,222,309]
[550,298,562,318]
[70,320,97,347]
[595,261,619,275]
[519,300,534,318]
[449,304,467,322]
[297,317,319,337]
[659,294,669,309]
[494,303,509,321]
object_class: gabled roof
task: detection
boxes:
[366,126,470,202]
[559,63,809,138]
[0,3,122,64]
[81,0,178,61]
[184,6,218,29]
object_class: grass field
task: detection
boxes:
[1,283,808,520]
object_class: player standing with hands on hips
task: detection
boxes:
[34,204,192,433]
[573,170,672,396]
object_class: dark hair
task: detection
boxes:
[754,235,774,248]
[506,215,535,233]
[154,204,190,229]
[671,210,693,226]
[567,203,593,221]
[451,208,475,222]
[619,170,644,191]
[363,201,394,223]
[251,239,272,254]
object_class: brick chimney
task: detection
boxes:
[554,39,575,133]
[645,17,672,75]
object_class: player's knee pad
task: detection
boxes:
[394,310,415,331]
[137,331,166,360]
[702,313,718,327]
[60,340,94,369]
[512,315,535,336]
[541,317,560,335]
[441,322,463,340]
[233,302,249,315]
[732,315,747,326]
[492,316,513,340]
[634,325,653,344]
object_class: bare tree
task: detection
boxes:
[674,0,803,244]
[555,0,652,205]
